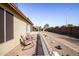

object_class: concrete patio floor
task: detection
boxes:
[5,32,45,56]
[5,32,37,56]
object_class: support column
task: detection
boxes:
[4,10,6,42]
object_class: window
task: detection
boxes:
[0,7,4,43]
[6,11,14,41]
[0,7,14,43]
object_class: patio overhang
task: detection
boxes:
[4,3,33,25]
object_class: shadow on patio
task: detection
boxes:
[33,34,44,56]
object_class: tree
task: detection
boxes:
[67,24,73,27]
[61,25,66,28]
[39,26,43,31]
[43,24,49,29]
[55,26,59,29]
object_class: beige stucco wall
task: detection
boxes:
[0,4,29,55]
[0,14,27,56]
[27,24,33,32]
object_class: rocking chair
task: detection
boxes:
[20,35,33,50]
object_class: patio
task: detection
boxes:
[5,32,45,56]
[5,32,37,56]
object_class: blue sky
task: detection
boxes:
[18,3,79,27]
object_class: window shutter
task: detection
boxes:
[0,7,4,43]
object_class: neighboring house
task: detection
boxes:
[0,3,33,55]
